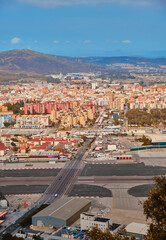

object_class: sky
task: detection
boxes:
[0,0,166,57]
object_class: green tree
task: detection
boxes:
[143,175,166,240]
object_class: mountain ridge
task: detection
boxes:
[0,49,166,74]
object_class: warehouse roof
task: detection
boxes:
[34,198,91,220]
[125,222,148,235]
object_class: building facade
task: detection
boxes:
[16,115,50,128]
[80,213,111,232]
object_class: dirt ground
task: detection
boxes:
[5,194,42,209]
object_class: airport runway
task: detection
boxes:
[77,176,154,184]
[0,177,54,186]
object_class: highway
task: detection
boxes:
[38,138,91,204]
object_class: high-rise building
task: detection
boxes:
[109,92,114,108]
[50,109,57,122]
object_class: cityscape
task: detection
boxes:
[0,0,166,240]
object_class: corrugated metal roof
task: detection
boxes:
[34,198,91,220]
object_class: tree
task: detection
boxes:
[2,233,24,240]
[113,118,120,126]
[3,122,11,127]
[33,236,42,240]
[143,175,166,240]
[86,226,136,240]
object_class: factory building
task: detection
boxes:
[32,198,91,228]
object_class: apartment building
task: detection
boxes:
[112,98,126,111]
[16,115,50,128]
[0,115,13,127]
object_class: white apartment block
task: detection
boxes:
[16,115,50,128]
[80,212,111,232]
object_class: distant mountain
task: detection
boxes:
[0,49,166,74]
[0,49,102,74]
[80,56,166,66]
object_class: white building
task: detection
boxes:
[125,222,148,239]
[80,212,111,232]
[107,144,117,151]
[92,82,98,90]
[16,115,50,128]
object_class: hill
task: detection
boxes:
[0,49,102,74]
[0,49,166,74]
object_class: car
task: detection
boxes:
[55,194,58,197]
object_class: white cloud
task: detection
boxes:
[84,40,91,44]
[16,0,166,8]
[10,37,21,44]
[65,40,70,44]
[53,40,60,44]
[122,40,131,44]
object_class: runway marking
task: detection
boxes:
[0,167,62,171]
[69,196,101,198]
[77,181,94,183]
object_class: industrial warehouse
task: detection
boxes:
[32,198,91,228]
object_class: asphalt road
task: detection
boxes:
[37,138,92,205]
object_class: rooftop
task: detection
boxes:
[125,222,148,235]
[34,198,91,220]
[95,217,110,223]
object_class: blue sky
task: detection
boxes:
[0,0,166,57]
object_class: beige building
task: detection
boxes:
[88,108,94,120]
[50,106,94,127]
[50,109,57,122]
[113,97,126,110]
[109,92,114,108]
[79,114,86,127]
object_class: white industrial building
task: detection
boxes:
[125,222,148,239]
[80,212,111,232]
